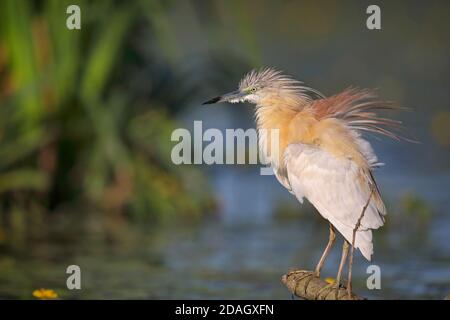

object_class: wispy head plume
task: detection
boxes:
[239,67,325,102]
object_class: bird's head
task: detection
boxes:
[203,67,324,106]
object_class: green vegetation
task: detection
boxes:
[0,0,218,239]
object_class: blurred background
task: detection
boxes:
[0,0,449,299]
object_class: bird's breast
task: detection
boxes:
[256,106,302,169]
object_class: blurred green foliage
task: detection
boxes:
[401,192,433,223]
[0,0,219,238]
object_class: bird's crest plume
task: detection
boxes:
[239,67,325,102]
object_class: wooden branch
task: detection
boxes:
[281,270,365,300]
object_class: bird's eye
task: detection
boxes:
[250,87,257,93]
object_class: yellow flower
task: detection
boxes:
[32,288,58,299]
[325,277,335,285]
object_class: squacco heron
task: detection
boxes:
[204,68,406,298]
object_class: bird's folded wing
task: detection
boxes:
[283,143,386,260]
[273,166,298,197]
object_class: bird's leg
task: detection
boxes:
[347,243,356,299]
[334,240,349,299]
[314,223,336,277]
[347,186,375,298]
[313,240,349,300]
[302,224,336,294]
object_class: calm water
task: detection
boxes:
[0,171,449,299]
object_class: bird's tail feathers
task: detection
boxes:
[329,218,375,261]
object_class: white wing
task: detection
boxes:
[283,143,386,261]
[273,166,303,199]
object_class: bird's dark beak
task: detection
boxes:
[202,90,245,105]
[202,96,222,105]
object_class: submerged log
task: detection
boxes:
[281,270,364,300]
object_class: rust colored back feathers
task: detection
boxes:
[309,88,408,141]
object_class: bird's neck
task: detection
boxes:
[255,92,306,124]
[254,91,318,169]
[255,99,301,169]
